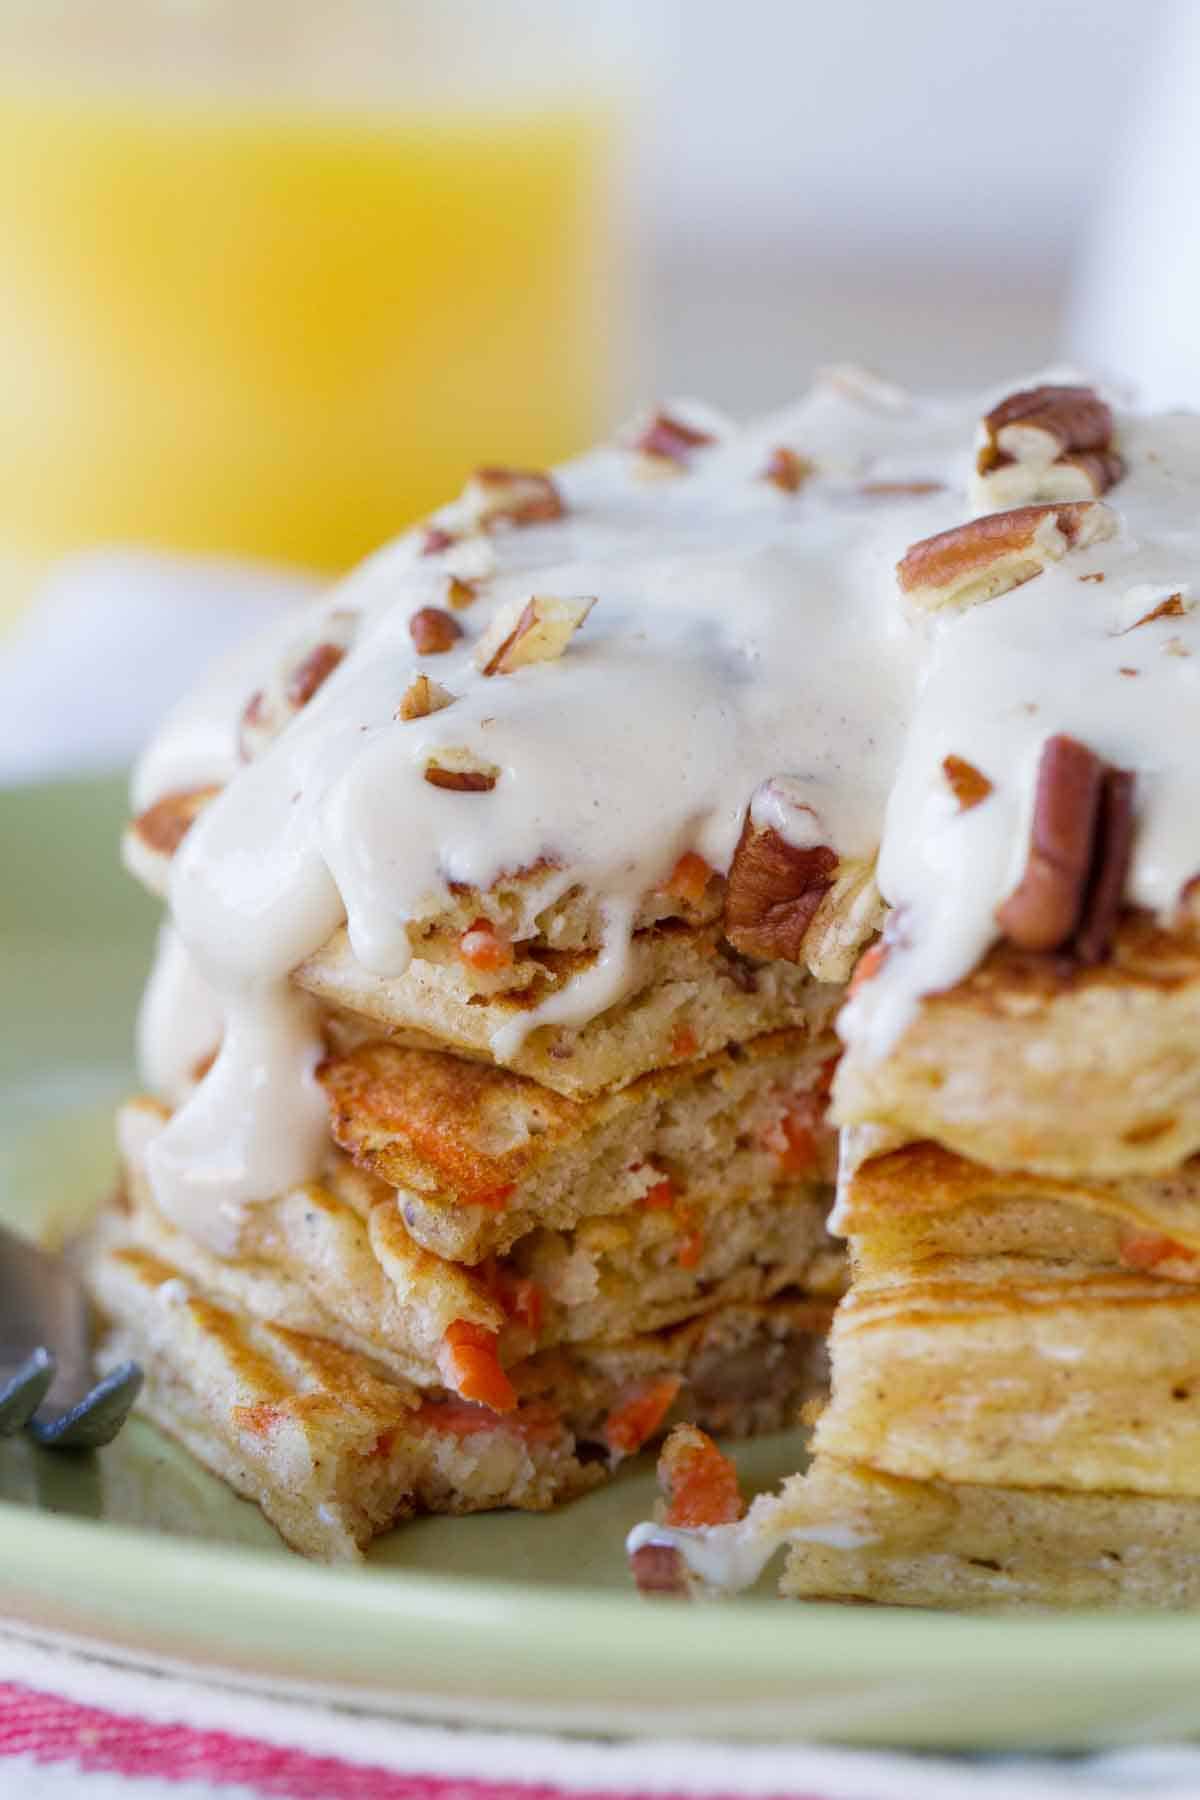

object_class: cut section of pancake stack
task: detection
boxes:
[90,387,950,1561]
[631,381,1200,1609]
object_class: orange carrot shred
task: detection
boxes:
[437,1320,517,1412]
[459,918,514,974]
[663,851,712,907]
[849,941,886,995]
[603,1375,682,1456]
[642,1177,675,1211]
[659,1424,744,1527]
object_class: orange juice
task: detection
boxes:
[0,80,619,574]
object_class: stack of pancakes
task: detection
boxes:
[778,915,1200,1609]
[627,380,1200,1611]
[90,390,944,1558]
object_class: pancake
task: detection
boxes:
[810,1254,1200,1496]
[90,1239,598,1561]
[836,913,1200,1179]
[319,1027,838,1261]
[117,1096,839,1388]
[841,1140,1200,1283]
[780,1458,1200,1611]
[303,922,840,1101]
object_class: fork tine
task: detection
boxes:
[28,1360,143,1450]
[0,1349,57,1435]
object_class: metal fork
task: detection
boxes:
[0,1223,141,1448]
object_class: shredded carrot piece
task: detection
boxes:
[676,1227,705,1269]
[659,1424,745,1527]
[642,1177,675,1211]
[467,1182,516,1212]
[670,1024,699,1059]
[437,1320,517,1412]
[849,941,886,995]
[416,1397,562,1444]
[1121,1233,1198,1272]
[603,1375,682,1456]
[459,917,514,974]
[815,1054,840,1097]
[777,1113,819,1176]
[663,851,712,907]
[510,1278,543,1335]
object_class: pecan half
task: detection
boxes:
[285,641,345,709]
[463,467,565,531]
[629,1541,689,1598]
[942,755,993,811]
[397,674,454,721]
[476,594,595,676]
[725,818,838,963]
[632,411,716,466]
[762,447,813,493]
[996,736,1136,958]
[130,786,220,856]
[409,606,463,655]
[972,383,1124,510]
[898,501,1116,613]
[1074,766,1135,965]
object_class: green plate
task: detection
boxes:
[4,776,1200,1748]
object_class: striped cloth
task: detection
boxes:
[3,1637,1200,1800]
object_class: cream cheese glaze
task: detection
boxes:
[842,406,1200,1060]
[131,367,1200,1257]
[134,372,970,1249]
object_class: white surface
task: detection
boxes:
[0,551,317,785]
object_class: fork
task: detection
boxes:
[0,1222,141,1448]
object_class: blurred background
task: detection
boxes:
[0,0,1192,777]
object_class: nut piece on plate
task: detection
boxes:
[460,467,565,531]
[725,816,839,963]
[971,383,1125,512]
[995,734,1135,962]
[397,675,454,722]
[897,500,1116,613]
[408,606,463,655]
[475,595,596,676]
[423,749,501,793]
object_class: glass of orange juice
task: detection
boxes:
[0,0,628,594]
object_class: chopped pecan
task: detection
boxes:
[972,383,1124,509]
[476,594,595,676]
[397,674,454,722]
[859,479,945,498]
[423,750,500,793]
[632,411,716,466]
[630,1541,690,1598]
[131,786,220,856]
[942,754,993,811]
[820,364,911,413]
[996,736,1136,958]
[420,525,457,556]
[762,447,812,493]
[1074,767,1135,965]
[725,818,838,963]
[285,641,345,709]
[897,501,1116,612]
[1119,591,1187,633]
[447,576,478,610]
[463,467,565,531]
[408,606,463,655]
